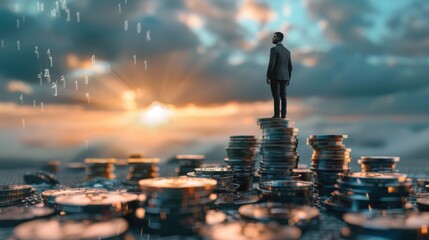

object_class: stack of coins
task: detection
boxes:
[325,172,413,213]
[342,212,429,240]
[187,167,238,192]
[175,155,205,176]
[307,134,351,197]
[417,198,429,212]
[238,203,320,228]
[225,135,259,191]
[137,177,217,236]
[41,188,107,207]
[0,185,33,207]
[84,158,117,180]
[199,222,301,240]
[14,218,130,240]
[257,180,314,205]
[126,158,160,184]
[257,118,299,182]
[54,192,139,216]
[358,156,400,173]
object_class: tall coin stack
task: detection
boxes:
[307,134,351,197]
[84,158,117,180]
[175,155,205,176]
[138,177,217,236]
[225,136,259,191]
[126,158,160,184]
[257,118,299,182]
[358,156,400,173]
[187,167,238,193]
[325,172,413,214]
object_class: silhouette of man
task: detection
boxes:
[266,32,293,118]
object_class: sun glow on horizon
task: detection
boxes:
[138,102,173,126]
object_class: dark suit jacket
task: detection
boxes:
[266,43,292,81]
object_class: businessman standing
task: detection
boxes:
[266,32,293,118]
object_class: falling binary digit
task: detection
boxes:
[17,40,20,51]
[66,9,70,22]
[91,55,95,64]
[37,72,42,85]
[133,54,136,65]
[118,4,121,14]
[49,56,53,67]
[33,99,36,108]
[22,119,25,128]
[144,60,147,70]
[60,75,66,88]
[52,82,58,96]
[76,12,80,23]
[85,75,89,85]
[41,102,44,112]
[137,22,141,34]
[124,20,128,31]
[19,94,23,104]
[44,69,51,82]
[86,92,90,103]
[146,30,151,42]
[75,80,78,91]
[34,46,39,58]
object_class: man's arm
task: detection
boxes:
[266,48,276,79]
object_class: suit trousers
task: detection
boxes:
[270,79,288,117]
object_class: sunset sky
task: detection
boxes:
[0,0,428,168]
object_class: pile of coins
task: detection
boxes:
[342,212,429,240]
[14,217,130,240]
[0,185,33,207]
[84,158,117,180]
[0,207,55,227]
[238,203,320,228]
[137,177,217,235]
[187,167,238,192]
[257,180,314,205]
[325,172,413,213]
[199,221,301,240]
[126,158,160,184]
[307,134,351,197]
[175,155,205,176]
[257,118,299,182]
[41,188,107,207]
[358,156,400,173]
[54,192,139,216]
[225,135,259,191]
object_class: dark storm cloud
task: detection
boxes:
[304,0,377,52]
[384,0,429,56]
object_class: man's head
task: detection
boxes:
[272,32,284,44]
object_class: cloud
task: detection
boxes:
[6,80,33,94]
[384,1,429,56]
[303,0,377,52]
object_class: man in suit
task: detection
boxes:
[266,32,293,118]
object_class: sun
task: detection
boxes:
[139,102,173,126]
